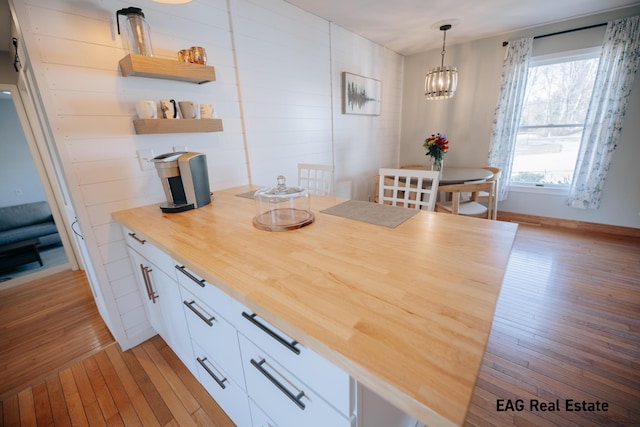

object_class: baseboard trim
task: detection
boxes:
[497,211,640,238]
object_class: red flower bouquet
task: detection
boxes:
[423,133,449,170]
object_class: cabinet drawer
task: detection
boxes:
[193,341,252,427]
[180,286,244,388]
[233,300,354,418]
[174,263,234,321]
[249,399,278,427]
[122,225,175,278]
[240,335,354,427]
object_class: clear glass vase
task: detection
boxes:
[430,157,443,172]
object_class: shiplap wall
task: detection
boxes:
[14,0,245,348]
[12,0,403,348]
[231,0,333,188]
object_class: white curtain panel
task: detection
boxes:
[568,15,640,209]
[487,37,533,201]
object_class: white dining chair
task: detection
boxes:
[435,181,496,219]
[297,163,334,196]
[377,168,440,211]
[476,166,501,220]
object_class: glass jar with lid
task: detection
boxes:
[253,176,314,231]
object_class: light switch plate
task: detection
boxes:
[137,149,155,171]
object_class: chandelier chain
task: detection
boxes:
[440,24,450,68]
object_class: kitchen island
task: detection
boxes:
[112,185,518,427]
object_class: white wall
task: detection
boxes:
[10,0,403,348]
[331,25,404,200]
[0,98,47,207]
[401,36,502,169]
[401,6,640,228]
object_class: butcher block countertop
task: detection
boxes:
[112,185,518,427]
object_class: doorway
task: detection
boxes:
[0,90,70,285]
[1,4,107,315]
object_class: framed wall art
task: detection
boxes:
[342,72,381,116]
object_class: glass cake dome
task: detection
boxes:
[253,176,314,231]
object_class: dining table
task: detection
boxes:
[403,165,494,185]
[439,167,493,184]
[396,166,495,204]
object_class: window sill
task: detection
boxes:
[508,184,569,196]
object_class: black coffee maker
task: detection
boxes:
[152,152,211,213]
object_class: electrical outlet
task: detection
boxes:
[173,146,187,153]
[137,149,155,171]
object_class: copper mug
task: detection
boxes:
[177,49,192,63]
[190,46,207,65]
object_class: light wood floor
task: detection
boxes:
[0,270,114,400]
[466,226,640,427]
[0,225,638,426]
[0,335,234,427]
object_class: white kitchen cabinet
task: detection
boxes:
[357,385,422,427]
[177,270,357,427]
[129,249,164,336]
[174,263,235,321]
[249,399,278,427]
[124,228,195,373]
[179,285,245,389]
[124,227,176,278]
[239,335,354,427]
[232,300,355,418]
[192,341,252,427]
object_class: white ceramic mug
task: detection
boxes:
[200,103,214,119]
[135,100,157,119]
[179,101,198,119]
[160,99,178,119]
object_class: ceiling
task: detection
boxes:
[1,0,639,56]
[284,0,640,55]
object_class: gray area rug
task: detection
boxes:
[320,200,418,228]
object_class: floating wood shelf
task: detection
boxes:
[119,54,216,84]
[133,118,223,135]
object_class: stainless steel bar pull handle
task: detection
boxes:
[183,300,215,326]
[139,263,152,300]
[242,312,300,355]
[175,265,206,288]
[251,358,306,410]
[197,357,227,389]
[128,232,146,244]
[139,264,158,303]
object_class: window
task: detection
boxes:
[510,48,600,188]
